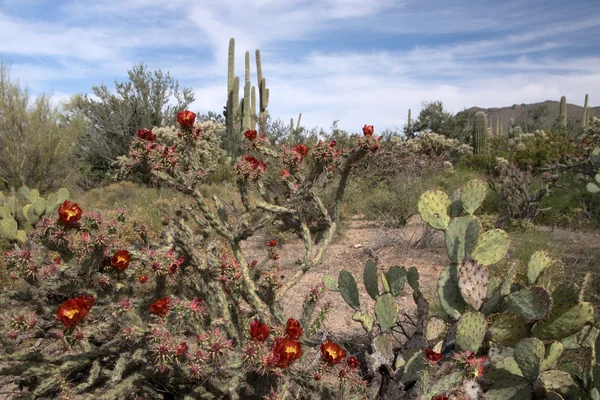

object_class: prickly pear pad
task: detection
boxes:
[532,301,594,341]
[418,190,451,230]
[460,179,488,215]
[527,250,552,285]
[458,259,489,310]
[456,311,487,353]
[471,229,510,266]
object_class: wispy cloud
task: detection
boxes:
[0,0,599,132]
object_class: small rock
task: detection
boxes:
[353,244,362,249]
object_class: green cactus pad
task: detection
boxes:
[407,267,419,292]
[540,341,564,372]
[364,260,379,300]
[374,293,398,332]
[56,188,70,203]
[504,286,552,322]
[484,375,531,400]
[532,301,594,341]
[385,266,406,297]
[322,275,339,292]
[445,215,480,264]
[514,338,545,382]
[458,259,489,310]
[538,370,575,392]
[0,205,12,219]
[27,204,40,225]
[460,179,488,215]
[490,356,524,378]
[471,229,510,266]
[0,217,18,241]
[456,311,487,353]
[545,392,564,400]
[352,311,374,332]
[489,311,530,346]
[449,188,463,217]
[425,371,465,399]
[425,317,447,341]
[22,204,32,223]
[400,349,425,384]
[501,262,518,296]
[488,277,502,298]
[16,230,26,243]
[552,283,579,304]
[33,198,47,216]
[489,343,515,363]
[527,251,552,285]
[338,270,361,311]
[438,265,467,320]
[418,190,451,230]
[18,186,30,201]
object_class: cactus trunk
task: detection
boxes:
[473,111,488,154]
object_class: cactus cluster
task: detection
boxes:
[473,111,488,154]
[323,179,599,399]
[0,186,69,242]
[223,38,270,161]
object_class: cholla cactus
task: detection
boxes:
[0,109,380,399]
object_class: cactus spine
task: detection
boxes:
[559,95,567,130]
[473,111,488,154]
[583,94,590,128]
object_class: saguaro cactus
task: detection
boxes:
[508,118,515,139]
[583,94,590,128]
[473,111,488,154]
[559,95,567,130]
[223,38,270,162]
[407,108,412,133]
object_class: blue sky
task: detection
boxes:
[1,0,599,132]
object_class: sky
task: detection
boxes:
[0,0,599,133]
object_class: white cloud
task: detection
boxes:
[0,0,599,133]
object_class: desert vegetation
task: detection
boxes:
[0,38,599,400]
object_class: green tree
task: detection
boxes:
[408,100,454,137]
[525,104,549,132]
[0,63,85,192]
[66,63,194,183]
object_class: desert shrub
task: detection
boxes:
[66,64,194,183]
[0,63,86,192]
[506,129,573,171]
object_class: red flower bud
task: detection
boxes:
[150,297,171,317]
[285,318,303,339]
[244,129,258,141]
[249,320,270,342]
[362,124,374,136]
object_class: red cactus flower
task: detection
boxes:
[111,250,130,271]
[362,124,374,136]
[249,320,270,342]
[293,144,309,159]
[137,129,156,142]
[177,110,196,128]
[150,297,171,317]
[58,200,82,225]
[138,275,149,283]
[320,339,347,365]
[280,169,291,177]
[285,318,303,339]
[269,336,303,368]
[176,342,188,357]
[347,356,360,369]
[267,240,277,248]
[244,129,258,141]
[425,348,444,363]
[56,294,94,328]
[431,395,449,400]
[242,155,267,172]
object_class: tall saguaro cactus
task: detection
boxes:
[473,111,488,154]
[508,118,515,139]
[583,94,590,128]
[223,38,270,162]
[407,109,412,133]
[559,95,567,131]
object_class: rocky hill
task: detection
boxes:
[467,99,600,135]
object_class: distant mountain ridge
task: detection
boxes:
[467,100,600,134]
